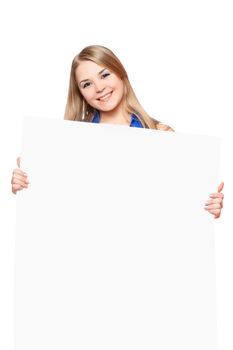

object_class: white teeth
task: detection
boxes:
[98,92,112,101]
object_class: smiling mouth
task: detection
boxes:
[97,91,113,101]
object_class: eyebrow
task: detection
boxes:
[78,68,107,85]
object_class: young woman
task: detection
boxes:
[11,45,224,218]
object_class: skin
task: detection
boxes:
[11,61,224,218]
[76,61,130,125]
[12,157,29,194]
[204,182,224,219]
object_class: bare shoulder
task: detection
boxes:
[156,123,175,132]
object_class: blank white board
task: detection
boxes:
[15,117,220,349]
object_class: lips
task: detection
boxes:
[97,91,113,101]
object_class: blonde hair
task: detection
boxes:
[64,45,160,129]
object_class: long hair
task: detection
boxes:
[64,45,160,129]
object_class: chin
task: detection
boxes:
[97,104,118,112]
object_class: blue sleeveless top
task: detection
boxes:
[91,111,143,128]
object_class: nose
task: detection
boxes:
[94,79,105,93]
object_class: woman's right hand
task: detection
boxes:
[11,157,29,194]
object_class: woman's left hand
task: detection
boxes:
[204,182,224,219]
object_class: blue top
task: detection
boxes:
[91,111,143,128]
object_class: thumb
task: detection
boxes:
[218,182,224,192]
[17,157,21,168]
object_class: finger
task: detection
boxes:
[205,198,223,205]
[205,202,223,209]
[204,203,222,210]
[17,157,21,168]
[12,169,28,177]
[218,182,224,193]
[11,174,29,186]
[209,192,224,199]
[12,184,24,194]
[207,209,221,218]
[12,173,29,182]
[12,178,29,187]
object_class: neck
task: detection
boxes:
[100,107,130,125]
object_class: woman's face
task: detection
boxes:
[75,60,125,113]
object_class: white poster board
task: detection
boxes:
[15,117,220,349]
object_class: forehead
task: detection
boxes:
[75,60,106,82]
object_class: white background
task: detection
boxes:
[0,0,232,349]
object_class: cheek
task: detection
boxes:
[116,80,125,98]
[81,89,94,102]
